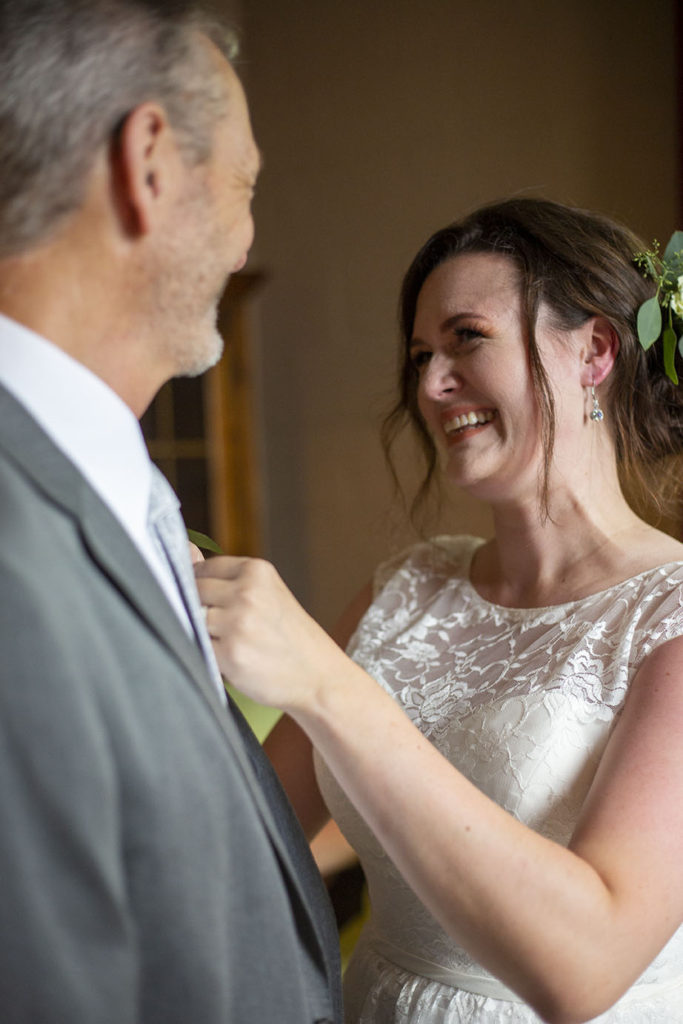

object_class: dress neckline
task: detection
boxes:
[446,535,683,616]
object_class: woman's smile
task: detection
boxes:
[442,407,496,441]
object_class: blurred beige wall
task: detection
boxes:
[223,0,677,627]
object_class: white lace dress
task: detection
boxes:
[314,536,683,1023]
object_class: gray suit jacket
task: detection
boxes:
[0,383,342,1023]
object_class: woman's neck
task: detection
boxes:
[469,475,682,609]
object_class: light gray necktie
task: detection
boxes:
[147,464,226,701]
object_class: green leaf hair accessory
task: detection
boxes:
[633,232,683,385]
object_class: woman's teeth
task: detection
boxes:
[444,410,494,434]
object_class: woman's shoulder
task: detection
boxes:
[372,534,484,597]
[625,523,683,575]
[616,525,683,599]
[626,554,683,649]
[334,537,484,653]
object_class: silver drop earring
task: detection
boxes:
[589,378,604,422]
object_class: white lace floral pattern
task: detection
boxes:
[314,536,683,1023]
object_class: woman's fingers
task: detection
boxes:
[192,555,343,711]
[194,554,259,581]
[188,542,205,565]
[195,558,284,638]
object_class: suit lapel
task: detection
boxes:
[0,386,333,979]
[0,382,211,696]
[76,488,306,863]
[80,492,336,984]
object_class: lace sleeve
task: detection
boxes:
[371,544,419,599]
[632,567,683,662]
[371,535,484,599]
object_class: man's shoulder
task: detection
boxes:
[0,403,77,547]
[0,382,71,494]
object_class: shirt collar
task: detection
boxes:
[0,312,152,537]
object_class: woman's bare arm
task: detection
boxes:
[196,555,683,1023]
[262,580,373,841]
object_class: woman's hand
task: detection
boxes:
[188,542,204,565]
[193,556,349,711]
[194,556,683,1021]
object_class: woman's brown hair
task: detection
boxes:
[382,197,683,523]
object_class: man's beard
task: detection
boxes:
[148,200,230,380]
[178,308,225,378]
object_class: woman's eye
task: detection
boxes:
[455,327,481,344]
[409,349,431,369]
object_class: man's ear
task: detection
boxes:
[580,317,620,387]
[110,102,182,236]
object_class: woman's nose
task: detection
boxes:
[421,354,462,400]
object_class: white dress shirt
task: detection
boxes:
[0,312,194,636]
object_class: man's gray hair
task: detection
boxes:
[0,0,238,258]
